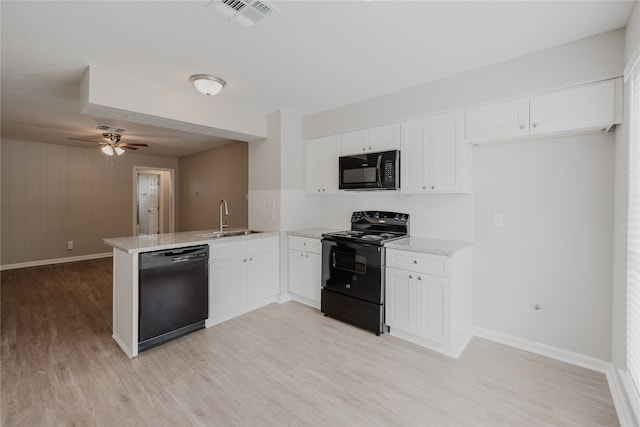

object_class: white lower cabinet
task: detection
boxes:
[385,247,472,358]
[208,236,279,325]
[386,267,449,344]
[288,235,322,308]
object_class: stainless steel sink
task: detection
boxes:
[198,230,261,239]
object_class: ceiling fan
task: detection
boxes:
[69,129,149,156]
[98,132,148,156]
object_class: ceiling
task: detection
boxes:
[1,1,635,158]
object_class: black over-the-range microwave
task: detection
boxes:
[338,150,400,191]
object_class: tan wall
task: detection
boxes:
[1,139,179,266]
[178,143,248,232]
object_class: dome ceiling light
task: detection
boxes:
[189,74,226,96]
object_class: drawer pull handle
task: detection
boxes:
[413,260,418,264]
[408,275,413,279]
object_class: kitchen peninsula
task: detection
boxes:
[104,230,280,358]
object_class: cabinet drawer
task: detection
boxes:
[289,236,321,254]
[209,241,246,262]
[386,249,451,277]
[248,236,279,254]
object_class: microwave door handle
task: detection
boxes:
[376,154,383,187]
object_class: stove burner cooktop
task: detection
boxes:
[322,211,409,246]
[361,235,383,241]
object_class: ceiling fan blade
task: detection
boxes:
[121,146,139,150]
[68,137,102,144]
[120,143,149,147]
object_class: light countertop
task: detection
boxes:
[287,228,341,239]
[103,229,279,254]
[385,237,473,257]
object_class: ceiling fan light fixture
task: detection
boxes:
[101,145,114,156]
[189,74,226,96]
[115,146,125,155]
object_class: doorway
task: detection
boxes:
[137,173,160,235]
[133,167,175,236]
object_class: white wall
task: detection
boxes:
[302,29,624,360]
[248,111,282,232]
[473,134,614,359]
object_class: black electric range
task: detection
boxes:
[320,211,409,335]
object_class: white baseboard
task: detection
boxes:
[472,326,609,373]
[1,252,113,271]
[606,366,640,427]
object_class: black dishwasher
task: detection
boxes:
[138,244,209,351]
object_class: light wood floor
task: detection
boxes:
[2,258,619,426]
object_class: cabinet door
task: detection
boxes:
[306,252,322,303]
[465,97,529,142]
[320,135,340,193]
[246,250,278,304]
[385,267,415,333]
[307,135,340,194]
[430,111,465,192]
[369,123,400,152]
[341,129,368,155]
[288,250,305,296]
[305,139,320,194]
[530,80,615,135]
[415,274,448,344]
[210,257,246,317]
[400,118,429,193]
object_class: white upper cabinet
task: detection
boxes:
[465,98,530,142]
[465,79,620,143]
[306,135,340,194]
[430,111,468,193]
[400,118,428,194]
[401,111,470,194]
[529,80,615,135]
[341,123,400,155]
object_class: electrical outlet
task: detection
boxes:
[67,240,73,250]
[493,213,504,228]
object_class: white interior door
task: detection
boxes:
[137,173,160,235]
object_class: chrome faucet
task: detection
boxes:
[219,199,229,232]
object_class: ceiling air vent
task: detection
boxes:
[208,0,278,28]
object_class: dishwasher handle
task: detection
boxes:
[140,245,209,270]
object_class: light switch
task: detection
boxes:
[493,213,504,228]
